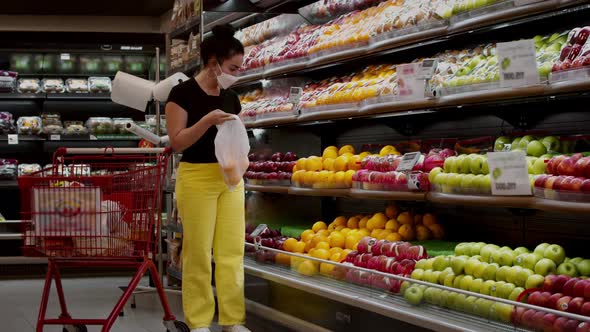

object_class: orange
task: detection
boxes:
[301,230,315,242]
[297,260,318,276]
[416,225,432,242]
[312,221,328,233]
[329,247,343,256]
[311,235,329,247]
[370,228,382,238]
[385,204,400,219]
[292,241,306,253]
[320,263,335,276]
[359,217,370,229]
[341,249,353,259]
[345,235,360,250]
[328,224,336,232]
[414,214,423,225]
[283,238,299,252]
[311,248,331,260]
[315,241,331,251]
[423,213,438,227]
[397,211,413,225]
[335,225,345,232]
[367,213,387,230]
[340,228,351,236]
[275,253,291,266]
[386,232,402,242]
[334,172,346,187]
[398,224,415,241]
[330,252,342,262]
[347,217,359,229]
[334,156,349,172]
[385,219,400,232]
[296,158,307,172]
[329,232,345,248]
[291,256,304,270]
[358,228,370,237]
[303,171,316,187]
[344,170,356,187]
[427,224,445,240]
[333,216,347,227]
[338,145,355,156]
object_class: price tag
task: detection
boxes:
[60,53,71,61]
[396,152,421,172]
[487,151,532,196]
[502,144,512,152]
[90,135,98,140]
[408,173,422,191]
[497,39,540,88]
[7,134,18,145]
[419,59,438,80]
[288,87,303,105]
[50,134,61,141]
[397,63,427,101]
[250,224,268,237]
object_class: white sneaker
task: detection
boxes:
[191,328,211,332]
[222,325,251,332]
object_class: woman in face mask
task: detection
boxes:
[165,24,249,332]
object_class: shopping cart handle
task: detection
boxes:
[54,147,172,156]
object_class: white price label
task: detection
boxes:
[419,59,438,80]
[60,53,71,61]
[487,151,532,196]
[502,144,512,152]
[288,87,303,105]
[50,134,61,141]
[497,39,540,88]
[397,152,421,172]
[408,173,422,191]
[397,63,427,101]
[90,135,98,140]
[7,134,18,145]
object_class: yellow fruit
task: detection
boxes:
[297,260,318,276]
[333,216,347,227]
[323,158,335,171]
[304,241,313,253]
[335,225,345,231]
[340,228,351,236]
[329,252,342,262]
[306,157,323,172]
[275,253,291,265]
[423,213,438,227]
[303,171,316,187]
[385,219,400,232]
[320,262,335,276]
[329,247,343,256]
[334,171,346,187]
[334,156,349,172]
[397,211,414,225]
[341,249,353,258]
[315,241,331,251]
[311,235,329,247]
[338,145,355,156]
[293,241,306,253]
[359,217,369,229]
[353,243,359,251]
[301,230,315,242]
[329,232,346,248]
[359,152,371,160]
[367,213,387,230]
[414,214,423,225]
[283,238,299,252]
[345,235,357,250]
[316,229,330,237]
[398,224,415,241]
[386,232,402,242]
[385,204,400,219]
[323,149,339,160]
[291,256,304,270]
[341,152,354,158]
[416,225,432,241]
[312,221,328,233]
[358,228,370,237]
[292,170,306,186]
[379,145,398,156]
[347,155,362,171]
[370,228,382,238]
[378,229,392,240]
[311,248,330,260]
[324,146,338,153]
[296,158,307,171]
[344,170,356,187]
[328,224,336,232]
[427,224,445,240]
[347,217,359,229]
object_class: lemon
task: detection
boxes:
[297,260,318,276]
[312,221,327,233]
[338,145,355,156]
[296,158,307,171]
[323,158,335,171]
[322,149,338,159]
[334,156,349,172]
[306,156,323,172]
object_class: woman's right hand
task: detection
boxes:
[203,109,236,127]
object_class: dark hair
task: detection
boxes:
[201,24,244,65]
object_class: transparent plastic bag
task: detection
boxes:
[214,115,250,190]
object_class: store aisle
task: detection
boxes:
[0,276,221,332]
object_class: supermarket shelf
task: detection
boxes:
[169,17,201,39]
[243,257,525,332]
[0,256,47,265]
[427,192,536,209]
[533,198,590,214]
[169,59,201,76]
[349,189,426,201]
[287,187,349,198]
[0,93,45,100]
[245,184,290,194]
[0,180,18,190]
[0,233,22,240]
[0,92,112,101]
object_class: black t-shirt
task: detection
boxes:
[166,78,241,164]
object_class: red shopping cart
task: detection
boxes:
[18,147,188,332]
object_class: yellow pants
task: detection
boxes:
[176,162,245,328]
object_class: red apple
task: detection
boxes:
[545,275,571,293]
[542,313,559,331]
[557,296,573,311]
[554,317,579,332]
[574,280,590,298]
[548,156,567,175]
[574,27,590,45]
[577,322,590,332]
[577,157,590,177]
[367,256,381,270]
[567,297,585,314]
[558,158,578,176]
[529,291,550,307]
[564,278,581,296]
[548,293,564,309]
[532,311,546,330]
[581,302,590,316]
[582,180,590,193]
[535,174,550,188]
[562,177,585,192]
[562,45,573,61]
[522,309,538,328]
[561,59,573,71]
[371,240,387,256]
[512,306,526,325]
[568,44,583,61]
[357,237,377,254]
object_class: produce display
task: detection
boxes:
[41,79,65,93]
[534,153,590,202]
[299,0,388,22]
[0,112,17,134]
[0,71,17,93]
[245,152,298,185]
[18,163,41,176]
[17,116,42,135]
[17,78,41,94]
[41,113,63,135]
[0,159,18,179]
[239,89,296,121]
[553,26,590,72]
[65,79,89,93]
[291,145,364,189]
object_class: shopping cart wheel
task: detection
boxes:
[165,320,189,332]
[62,324,88,332]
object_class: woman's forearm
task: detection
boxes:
[170,117,211,152]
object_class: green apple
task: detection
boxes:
[480,280,496,295]
[508,266,533,287]
[521,253,541,271]
[471,242,486,257]
[460,174,476,191]
[474,298,494,318]
[496,266,511,282]
[482,263,499,281]
[490,303,514,323]
[497,282,516,299]
[404,286,424,305]
[527,157,536,174]
[453,275,465,289]
[513,247,529,256]
[464,258,481,276]
[527,140,547,157]
[428,271,442,284]
[505,266,522,285]
[544,244,566,265]
[443,273,455,287]
[490,281,505,297]
[481,159,489,175]
[439,267,454,283]
[451,256,468,275]
[469,155,486,175]
[454,243,471,256]
[433,256,451,271]
[534,243,550,257]
[570,257,584,265]
[428,167,444,184]
[449,293,467,310]
[458,155,471,174]
[525,274,545,289]
[423,258,435,270]
[480,244,500,263]
[557,262,579,277]
[535,258,557,276]
[492,248,515,266]
[464,296,478,314]
[423,287,439,305]
[494,136,512,152]
[532,157,547,175]
[460,275,474,291]
[400,281,412,296]
[469,278,484,293]
[439,290,452,308]
[414,259,427,270]
[467,56,482,69]
[411,268,425,281]
[538,62,552,78]
[576,259,590,277]
[542,136,560,153]
[519,135,536,150]
[443,156,457,173]
[509,287,525,301]
[447,173,462,190]
[423,270,434,283]
[511,137,522,149]
[473,262,488,279]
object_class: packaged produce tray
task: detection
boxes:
[369,20,448,52]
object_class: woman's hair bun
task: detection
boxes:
[212,24,236,39]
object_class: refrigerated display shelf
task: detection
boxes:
[0,93,112,101]
[245,184,290,194]
[288,187,350,198]
[169,59,201,76]
[426,192,536,210]
[349,189,427,201]
[234,1,589,86]
[243,256,529,332]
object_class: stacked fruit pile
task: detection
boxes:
[553,26,590,72]
[353,148,455,192]
[534,153,590,201]
[291,145,361,189]
[302,0,386,20]
[494,135,568,157]
[245,152,298,185]
[429,153,494,194]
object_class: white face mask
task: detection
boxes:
[216,63,238,89]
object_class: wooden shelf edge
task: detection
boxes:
[288,187,350,198]
[349,189,426,201]
[427,192,536,209]
[245,184,290,194]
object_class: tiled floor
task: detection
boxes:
[0,276,221,332]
